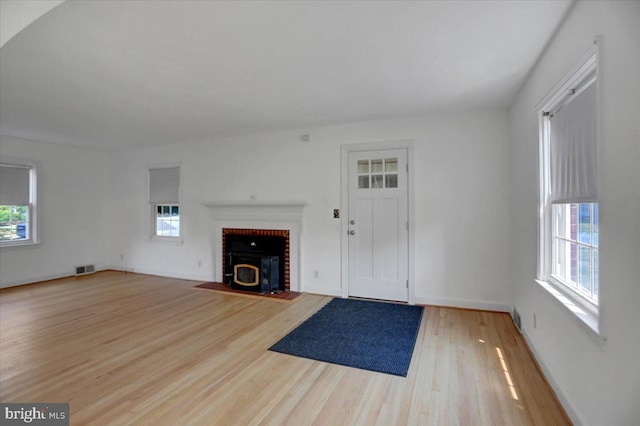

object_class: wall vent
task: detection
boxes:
[75,264,96,275]
[512,308,522,331]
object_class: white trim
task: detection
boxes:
[0,264,111,289]
[414,296,511,313]
[203,201,306,292]
[303,285,341,297]
[521,328,584,426]
[536,37,601,329]
[202,200,307,221]
[147,163,182,241]
[1,272,69,289]
[0,239,41,250]
[535,37,600,112]
[151,203,182,242]
[0,157,40,247]
[340,139,415,305]
[535,279,605,339]
[108,266,208,283]
[146,161,182,171]
[148,236,184,245]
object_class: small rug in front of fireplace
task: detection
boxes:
[193,282,302,302]
[269,298,423,377]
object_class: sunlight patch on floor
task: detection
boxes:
[496,347,519,401]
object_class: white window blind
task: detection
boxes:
[549,82,597,204]
[149,167,180,204]
[0,164,30,205]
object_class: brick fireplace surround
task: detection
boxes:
[202,200,306,292]
[222,227,290,291]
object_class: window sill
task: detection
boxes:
[535,279,603,339]
[0,240,40,250]
[148,236,183,246]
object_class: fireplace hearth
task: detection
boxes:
[222,228,289,292]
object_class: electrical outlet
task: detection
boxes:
[333,209,340,218]
[313,270,319,279]
[198,260,202,268]
[120,254,124,261]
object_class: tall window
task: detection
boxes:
[552,203,598,304]
[0,162,37,246]
[538,46,599,317]
[149,166,180,239]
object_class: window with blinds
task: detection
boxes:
[0,162,36,245]
[149,166,180,239]
[538,44,600,319]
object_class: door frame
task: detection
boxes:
[340,139,415,305]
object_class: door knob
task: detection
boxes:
[349,230,356,235]
[350,220,355,225]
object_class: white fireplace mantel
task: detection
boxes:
[203,200,307,208]
[202,200,307,291]
[202,200,307,222]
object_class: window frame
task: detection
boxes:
[356,157,399,189]
[551,203,599,305]
[536,40,601,333]
[152,203,181,239]
[0,160,38,248]
[148,164,182,242]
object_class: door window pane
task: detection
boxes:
[385,174,398,188]
[357,160,369,174]
[357,157,401,189]
[385,158,398,172]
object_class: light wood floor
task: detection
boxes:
[0,271,570,425]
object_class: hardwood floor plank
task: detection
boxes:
[0,271,570,425]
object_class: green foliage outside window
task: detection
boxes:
[0,205,29,241]
[0,205,28,222]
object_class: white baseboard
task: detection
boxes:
[414,295,511,312]
[1,272,70,289]
[301,285,341,297]
[110,266,209,283]
[291,292,511,310]
[520,328,582,426]
[0,264,112,289]
[2,268,508,314]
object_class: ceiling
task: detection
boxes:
[0,0,573,150]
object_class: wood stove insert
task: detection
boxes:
[222,228,289,292]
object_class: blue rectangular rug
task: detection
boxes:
[269,298,423,377]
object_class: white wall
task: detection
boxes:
[2,3,638,423]
[0,135,112,287]
[508,1,640,425]
[109,110,512,310]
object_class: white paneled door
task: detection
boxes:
[347,149,408,302]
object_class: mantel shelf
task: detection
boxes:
[202,200,307,209]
